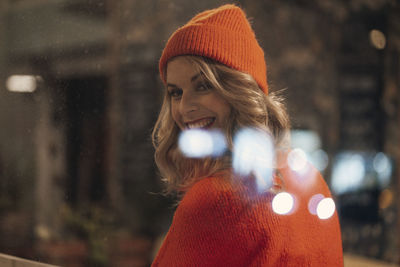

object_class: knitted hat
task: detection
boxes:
[159,4,268,94]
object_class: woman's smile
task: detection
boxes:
[185,117,215,129]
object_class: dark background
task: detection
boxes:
[0,0,399,266]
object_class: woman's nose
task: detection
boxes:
[180,91,198,114]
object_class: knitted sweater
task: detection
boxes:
[152,165,343,266]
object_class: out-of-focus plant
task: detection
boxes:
[61,203,116,266]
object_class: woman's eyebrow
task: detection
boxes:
[166,83,178,88]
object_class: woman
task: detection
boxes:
[152,4,343,266]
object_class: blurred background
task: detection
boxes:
[0,0,399,266]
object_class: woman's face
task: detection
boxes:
[166,57,231,131]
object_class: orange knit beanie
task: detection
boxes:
[159,4,268,94]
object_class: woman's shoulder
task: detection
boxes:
[182,176,237,206]
[178,175,274,220]
[176,175,253,220]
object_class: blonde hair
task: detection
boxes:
[152,56,290,193]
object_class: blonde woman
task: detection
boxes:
[152,4,343,266]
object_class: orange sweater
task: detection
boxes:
[152,165,343,266]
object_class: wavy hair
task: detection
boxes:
[152,56,290,193]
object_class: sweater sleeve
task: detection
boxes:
[152,177,270,267]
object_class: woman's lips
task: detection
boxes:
[185,117,215,129]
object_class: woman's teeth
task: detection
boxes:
[187,118,214,129]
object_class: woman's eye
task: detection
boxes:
[168,89,182,98]
[197,83,212,91]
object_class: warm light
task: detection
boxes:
[316,198,335,219]
[379,189,393,210]
[272,192,294,215]
[6,75,38,93]
[287,148,308,173]
[331,152,365,194]
[369,29,386,50]
[308,194,324,215]
[232,128,275,192]
[178,129,226,158]
[35,224,51,240]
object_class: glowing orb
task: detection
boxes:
[287,148,308,172]
[331,153,365,194]
[316,198,335,220]
[310,149,329,171]
[232,128,275,192]
[272,192,294,215]
[6,75,37,93]
[178,129,213,158]
[178,129,227,158]
[369,29,386,50]
[308,194,324,215]
[373,152,392,188]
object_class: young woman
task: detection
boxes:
[151,4,343,266]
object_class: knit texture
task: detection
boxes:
[159,4,268,94]
[152,163,343,266]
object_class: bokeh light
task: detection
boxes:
[178,129,227,158]
[232,128,275,192]
[290,130,329,171]
[316,197,336,219]
[272,192,294,215]
[369,29,386,50]
[308,194,325,215]
[373,152,392,188]
[379,189,393,210]
[310,149,329,171]
[331,152,365,194]
[6,75,37,93]
[291,130,321,151]
[287,148,308,173]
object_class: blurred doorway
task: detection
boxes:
[64,76,107,206]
